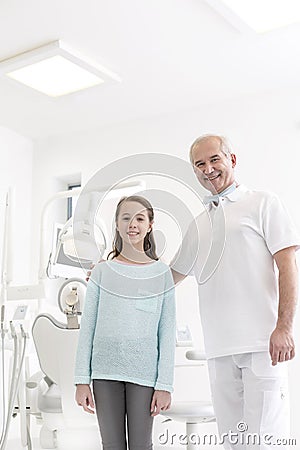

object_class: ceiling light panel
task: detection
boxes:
[0,41,121,97]
[206,0,300,33]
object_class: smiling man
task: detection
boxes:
[171,134,299,449]
[191,135,236,194]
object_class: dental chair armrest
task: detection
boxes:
[27,371,54,389]
[185,350,207,361]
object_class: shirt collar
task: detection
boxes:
[225,184,249,202]
[218,182,237,197]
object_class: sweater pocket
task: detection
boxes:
[135,289,158,313]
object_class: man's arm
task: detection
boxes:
[269,246,298,365]
[171,268,187,285]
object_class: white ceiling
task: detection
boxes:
[1,0,300,140]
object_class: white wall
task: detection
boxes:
[0,125,33,285]
[32,87,300,445]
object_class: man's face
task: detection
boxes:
[191,138,236,194]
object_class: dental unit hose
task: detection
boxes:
[0,305,6,448]
[0,322,27,450]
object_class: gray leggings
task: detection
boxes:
[92,379,154,450]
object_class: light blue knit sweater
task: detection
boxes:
[74,260,176,392]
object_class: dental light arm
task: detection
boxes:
[64,286,80,329]
[58,278,87,329]
[38,188,82,280]
[39,181,142,279]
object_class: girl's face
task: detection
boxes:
[116,201,152,248]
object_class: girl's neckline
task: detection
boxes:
[109,259,159,267]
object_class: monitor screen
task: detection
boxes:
[50,223,93,279]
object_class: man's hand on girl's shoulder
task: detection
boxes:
[86,259,105,282]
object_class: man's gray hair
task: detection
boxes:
[189,134,233,164]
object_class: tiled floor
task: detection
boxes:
[3,407,221,450]
[3,416,180,450]
[2,416,42,450]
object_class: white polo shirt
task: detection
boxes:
[172,185,300,359]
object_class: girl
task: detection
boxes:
[74,195,176,450]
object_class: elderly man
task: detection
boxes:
[171,135,299,449]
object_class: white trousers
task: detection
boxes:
[207,352,290,450]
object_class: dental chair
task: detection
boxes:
[160,350,215,450]
[31,313,99,449]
